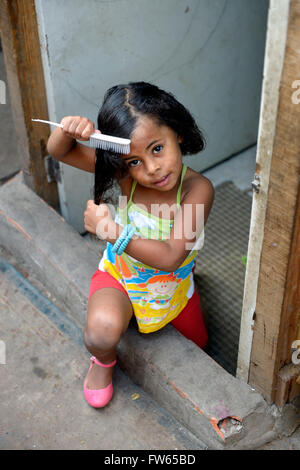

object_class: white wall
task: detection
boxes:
[35,0,269,232]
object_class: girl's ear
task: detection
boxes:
[177,135,183,144]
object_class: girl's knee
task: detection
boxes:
[83,307,124,351]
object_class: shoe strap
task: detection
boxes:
[90,356,116,368]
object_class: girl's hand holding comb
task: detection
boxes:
[46,115,101,165]
[60,116,101,141]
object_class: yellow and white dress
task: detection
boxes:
[98,164,204,333]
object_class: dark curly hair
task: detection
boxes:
[94,82,206,204]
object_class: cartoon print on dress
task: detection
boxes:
[104,244,138,279]
[132,273,193,326]
[138,273,182,309]
[115,253,138,279]
[126,264,194,316]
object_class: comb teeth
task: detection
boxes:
[89,136,130,154]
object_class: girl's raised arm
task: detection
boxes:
[46,116,96,173]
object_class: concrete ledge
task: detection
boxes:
[0,172,93,330]
[0,172,284,449]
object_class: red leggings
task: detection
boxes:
[89,269,208,349]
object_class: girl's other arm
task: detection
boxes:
[46,116,96,173]
[89,175,214,272]
[164,175,214,270]
[120,176,214,271]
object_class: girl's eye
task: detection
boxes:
[128,159,140,168]
[153,145,163,154]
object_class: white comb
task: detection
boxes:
[32,119,131,155]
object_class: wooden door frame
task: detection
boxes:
[0,0,58,207]
[237,0,300,407]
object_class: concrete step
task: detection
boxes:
[0,258,206,450]
[0,171,295,450]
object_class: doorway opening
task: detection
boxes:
[196,146,256,375]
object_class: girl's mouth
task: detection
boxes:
[154,174,170,187]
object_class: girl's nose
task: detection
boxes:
[146,160,160,175]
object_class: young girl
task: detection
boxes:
[47,82,214,409]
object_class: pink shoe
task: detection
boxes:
[83,356,117,408]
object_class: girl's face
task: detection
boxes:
[121,116,183,192]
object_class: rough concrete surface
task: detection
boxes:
[0,262,206,450]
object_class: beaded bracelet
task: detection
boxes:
[111,225,129,253]
[116,229,135,255]
[111,224,136,255]
[116,225,136,255]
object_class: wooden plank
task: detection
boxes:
[249,0,300,405]
[275,185,300,406]
[236,0,290,382]
[0,0,58,207]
